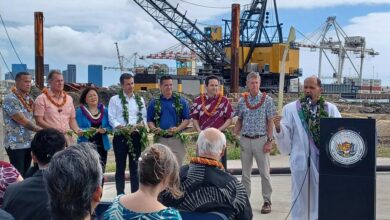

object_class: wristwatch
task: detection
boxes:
[266,137,274,142]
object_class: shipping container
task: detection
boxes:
[322,84,353,93]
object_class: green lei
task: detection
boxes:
[299,95,328,147]
[153,92,188,144]
[115,89,149,158]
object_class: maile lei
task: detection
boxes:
[115,89,148,158]
[298,95,328,148]
[153,92,189,144]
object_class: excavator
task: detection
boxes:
[132,0,301,92]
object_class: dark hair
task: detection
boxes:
[159,75,173,85]
[31,128,67,165]
[43,143,102,220]
[205,75,219,86]
[47,70,62,82]
[139,144,182,198]
[120,73,134,85]
[79,87,99,105]
[15,71,30,81]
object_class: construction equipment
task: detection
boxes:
[292,16,379,84]
[104,42,133,72]
[132,0,301,92]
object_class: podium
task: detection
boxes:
[319,118,376,220]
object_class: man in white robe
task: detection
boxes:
[273,76,341,220]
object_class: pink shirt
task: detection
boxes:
[34,90,75,133]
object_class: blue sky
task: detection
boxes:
[1,0,390,86]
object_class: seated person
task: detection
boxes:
[0,161,23,207]
[104,144,182,219]
[43,143,103,220]
[2,128,67,220]
[160,128,253,220]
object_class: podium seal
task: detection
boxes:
[328,129,367,167]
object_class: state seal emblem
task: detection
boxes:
[328,129,366,167]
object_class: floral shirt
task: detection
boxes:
[2,93,34,150]
[235,92,276,136]
[104,195,182,220]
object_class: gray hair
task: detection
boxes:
[43,143,103,220]
[47,70,62,82]
[196,129,226,156]
[246,71,261,82]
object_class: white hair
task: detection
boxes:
[196,129,226,156]
[246,71,261,82]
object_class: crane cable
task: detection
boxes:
[0,14,23,64]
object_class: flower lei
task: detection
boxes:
[201,93,223,117]
[299,95,328,148]
[242,92,266,110]
[153,92,188,144]
[42,88,67,108]
[11,87,33,112]
[80,103,104,125]
[116,89,148,158]
[190,157,224,170]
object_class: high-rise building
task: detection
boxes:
[44,64,50,77]
[88,65,103,86]
[63,64,76,83]
[11,64,27,80]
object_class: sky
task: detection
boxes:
[1,0,390,86]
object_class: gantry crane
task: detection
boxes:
[292,16,379,84]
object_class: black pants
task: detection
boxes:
[96,144,108,187]
[113,133,141,195]
[6,148,31,177]
[221,148,227,170]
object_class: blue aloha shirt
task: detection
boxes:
[235,92,276,136]
[2,92,34,150]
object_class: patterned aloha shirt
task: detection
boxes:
[235,92,276,136]
[2,93,34,150]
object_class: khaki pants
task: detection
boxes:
[240,135,272,203]
[156,137,186,166]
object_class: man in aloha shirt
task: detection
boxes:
[190,75,233,169]
[2,72,41,177]
[234,72,276,214]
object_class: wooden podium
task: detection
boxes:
[319,118,376,220]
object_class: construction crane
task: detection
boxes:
[104,42,134,73]
[132,0,300,91]
[292,16,379,84]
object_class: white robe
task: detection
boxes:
[274,100,341,220]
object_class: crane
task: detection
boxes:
[104,42,133,73]
[292,16,379,84]
[132,0,300,91]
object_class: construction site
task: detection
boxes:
[1,0,390,219]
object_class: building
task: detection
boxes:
[88,65,103,86]
[44,64,50,77]
[10,64,27,80]
[63,64,76,83]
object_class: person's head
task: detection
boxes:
[14,72,32,94]
[79,87,99,107]
[139,144,182,198]
[47,70,64,93]
[159,75,173,98]
[120,73,134,95]
[304,76,322,102]
[31,128,67,167]
[205,75,220,96]
[43,143,103,220]
[196,128,226,160]
[246,72,261,95]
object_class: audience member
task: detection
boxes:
[43,143,103,220]
[104,144,182,219]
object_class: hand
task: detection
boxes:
[168,127,177,135]
[263,141,272,153]
[116,125,124,129]
[273,116,282,133]
[151,127,162,134]
[76,129,83,137]
[97,128,106,134]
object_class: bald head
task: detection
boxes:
[196,128,226,160]
[304,75,322,102]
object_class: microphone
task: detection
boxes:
[306,96,316,116]
[305,96,312,106]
